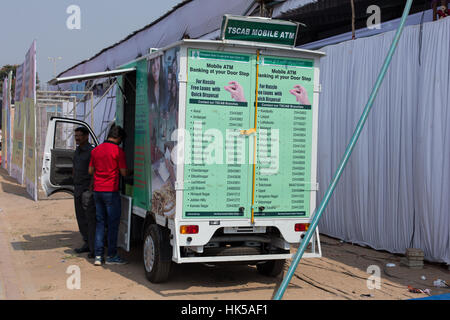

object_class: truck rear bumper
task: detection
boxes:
[175,253,292,264]
[174,251,321,264]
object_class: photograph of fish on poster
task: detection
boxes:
[147,47,180,219]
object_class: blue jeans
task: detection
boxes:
[93,192,121,257]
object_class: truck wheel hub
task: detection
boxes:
[144,235,156,272]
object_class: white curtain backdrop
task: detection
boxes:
[316,18,450,264]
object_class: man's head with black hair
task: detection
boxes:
[75,126,89,135]
[75,126,90,146]
[107,125,126,144]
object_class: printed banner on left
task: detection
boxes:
[11,40,37,201]
[1,72,13,171]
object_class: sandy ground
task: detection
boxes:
[0,167,448,300]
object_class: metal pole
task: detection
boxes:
[351,0,356,40]
[83,81,116,131]
[48,57,62,77]
[273,0,414,300]
[91,92,94,129]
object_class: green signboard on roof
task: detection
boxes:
[221,15,299,46]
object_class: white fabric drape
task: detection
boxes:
[316,18,450,264]
[413,18,450,264]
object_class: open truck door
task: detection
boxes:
[41,117,98,196]
[40,116,133,252]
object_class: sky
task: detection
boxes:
[0,0,183,85]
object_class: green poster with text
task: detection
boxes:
[184,49,315,219]
[184,49,255,218]
[254,55,315,217]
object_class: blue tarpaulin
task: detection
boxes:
[411,293,450,300]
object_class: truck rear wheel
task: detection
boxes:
[143,224,172,283]
[256,259,286,277]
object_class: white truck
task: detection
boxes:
[42,16,324,283]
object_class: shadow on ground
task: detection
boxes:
[80,243,297,299]
[0,167,33,200]
[0,167,71,201]
[1,181,34,200]
[0,168,18,183]
[54,234,450,299]
[10,231,81,251]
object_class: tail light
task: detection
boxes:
[295,223,310,232]
[180,225,199,234]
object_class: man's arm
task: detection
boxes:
[88,174,94,191]
[119,168,127,177]
[118,148,132,177]
[88,166,95,191]
[88,150,95,176]
[119,168,133,177]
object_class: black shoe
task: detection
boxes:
[87,252,95,259]
[74,244,90,254]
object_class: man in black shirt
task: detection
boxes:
[73,126,96,258]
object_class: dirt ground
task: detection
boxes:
[0,167,448,300]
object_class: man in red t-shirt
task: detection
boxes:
[89,125,131,266]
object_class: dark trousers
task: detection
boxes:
[93,191,122,257]
[74,190,96,254]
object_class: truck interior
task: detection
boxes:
[120,71,136,195]
[50,121,82,187]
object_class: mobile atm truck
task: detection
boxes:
[41,16,325,283]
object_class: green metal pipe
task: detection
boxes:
[273,0,414,300]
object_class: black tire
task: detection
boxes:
[256,259,286,277]
[143,224,172,283]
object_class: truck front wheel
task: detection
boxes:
[143,224,172,283]
[256,259,286,277]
